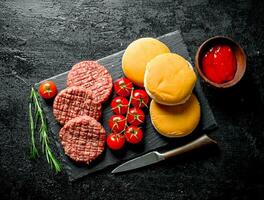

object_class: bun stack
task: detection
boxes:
[122,38,201,137]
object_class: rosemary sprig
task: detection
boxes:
[29,102,39,159]
[29,87,61,173]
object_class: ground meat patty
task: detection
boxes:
[67,61,113,104]
[59,116,106,164]
[53,86,101,125]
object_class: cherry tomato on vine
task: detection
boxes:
[111,96,129,115]
[109,115,126,133]
[107,133,126,150]
[131,89,149,108]
[125,126,143,144]
[127,108,145,126]
[114,77,133,97]
[38,80,57,99]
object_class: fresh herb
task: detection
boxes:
[29,102,39,159]
[29,87,61,173]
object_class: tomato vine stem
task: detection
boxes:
[121,87,135,133]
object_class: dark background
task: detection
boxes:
[0,0,264,199]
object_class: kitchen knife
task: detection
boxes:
[111,134,217,174]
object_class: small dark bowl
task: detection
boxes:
[195,36,246,88]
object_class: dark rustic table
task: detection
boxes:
[0,0,263,199]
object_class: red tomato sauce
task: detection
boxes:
[202,45,237,84]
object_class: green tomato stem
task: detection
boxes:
[121,87,134,133]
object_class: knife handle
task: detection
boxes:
[162,134,217,159]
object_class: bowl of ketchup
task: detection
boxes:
[195,36,246,88]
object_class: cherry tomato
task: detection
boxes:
[125,126,143,144]
[109,115,126,133]
[127,108,145,126]
[114,77,133,97]
[111,96,129,115]
[131,89,149,108]
[107,133,126,150]
[38,80,57,99]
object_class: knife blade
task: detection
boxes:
[111,151,164,174]
[111,134,217,174]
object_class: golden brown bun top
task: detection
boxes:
[145,53,197,105]
[122,38,170,87]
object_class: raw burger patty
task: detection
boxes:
[53,86,101,125]
[67,61,113,104]
[59,116,106,164]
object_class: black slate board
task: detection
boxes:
[36,30,217,181]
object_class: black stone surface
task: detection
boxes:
[35,31,217,181]
[0,0,263,199]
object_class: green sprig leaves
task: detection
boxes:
[29,87,61,173]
